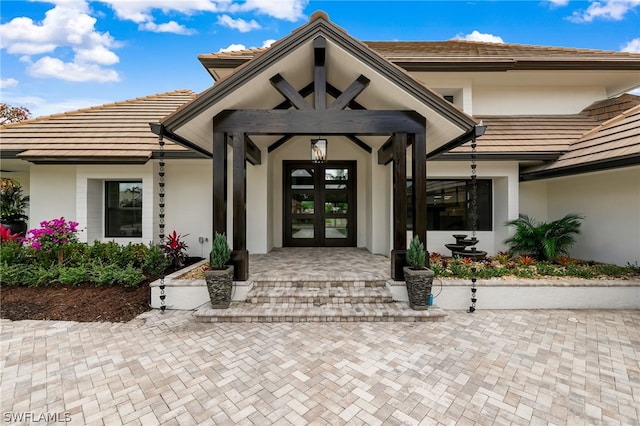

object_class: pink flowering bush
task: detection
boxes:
[24,217,81,264]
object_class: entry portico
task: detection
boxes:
[154,12,478,281]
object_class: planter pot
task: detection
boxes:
[0,220,27,237]
[403,266,434,310]
[204,266,234,309]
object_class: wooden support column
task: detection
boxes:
[411,131,428,267]
[314,36,326,110]
[391,132,408,281]
[212,131,227,236]
[232,131,249,281]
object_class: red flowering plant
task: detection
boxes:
[0,225,20,243]
[23,217,81,265]
[162,230,189,268]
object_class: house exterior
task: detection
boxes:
[1,12,639,278]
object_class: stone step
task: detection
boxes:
[247,286,394,305]
[250,279,387,289]
[194,302,447,323]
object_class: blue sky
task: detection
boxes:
[1,0,639,119]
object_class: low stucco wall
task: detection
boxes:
[426,278,640,310]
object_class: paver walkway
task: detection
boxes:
[2,309,639,425]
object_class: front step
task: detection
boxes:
[248,280,393,305]
[194,278,446,323]
[194,302,447,322]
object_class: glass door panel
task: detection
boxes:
[284,161,355,247]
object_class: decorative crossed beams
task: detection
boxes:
[266,36,372,154]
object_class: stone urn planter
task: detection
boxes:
[205,266,234,309]
[404,235,433,310]
[403,267,434,310]
[206,232,233,309]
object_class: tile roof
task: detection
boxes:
[200,40,640,70]
[446,114,600,156]
[580,94,640,123]
[522,104,640,177]
[0,90,197,163]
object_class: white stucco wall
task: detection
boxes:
[519,180,549,222]
[472,86,606,115]
[29,165,77,229]
[163,160,213,259]
[544,167,640,266]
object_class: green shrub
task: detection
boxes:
[118,264,146,288]
[58,266,88,286]
[63,242,90,266]
[210,232,231,270]
[406,236,426,269]
[0,240,29,266]
[566,264,597,279]
[505,213,584,262]
[0,264,49,286]
[144,243,169,276]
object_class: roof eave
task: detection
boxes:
[520,154,640,181]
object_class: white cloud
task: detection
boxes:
[230,0,307,21]
[547,0,570,6]
[28,56,120,82]
[100,0,306,33]
[217,38,276,52]
[621,38,640,53]
[569,0,640,22]
[217,14,261,32]
[218,43,247,52]
[0,78,19,89]
[0,1,121,83]
[453,31,504,43]
[141,20,196,34]
[628,87,640,96]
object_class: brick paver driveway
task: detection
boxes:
[2,310,639,425]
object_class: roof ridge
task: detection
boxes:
[0,89,196,129]
[578,104,640,140]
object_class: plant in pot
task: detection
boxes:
[205,232,233,309]
[0,178,30,236]
[404,235,434,310]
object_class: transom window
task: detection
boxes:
[105,181,143,237]
[408,179,492,231]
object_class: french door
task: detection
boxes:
[284,161,356,247]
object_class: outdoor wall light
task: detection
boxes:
[311,138,327,163]
[474,120,487,137]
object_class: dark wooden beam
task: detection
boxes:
[327,83,366,110]
[215,110,425,135]
[377,136,394,165]
[391,132,408,281]
[314,36,326,110]
[411,132,427,262]
[267,135,293,153]
[270,73,313,111]
[244,135,261,165]
[345,135,372,153]
[232,132,248,281]
[328,75,370,111]
[274,82,314,109]
[212,131,227,236]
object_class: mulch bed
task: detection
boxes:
[0,284,151,323]
[0,257,203,323]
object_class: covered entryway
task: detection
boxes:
[284,161,356,247]
[153,12,479,282]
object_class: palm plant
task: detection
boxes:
[504,213,584,262]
